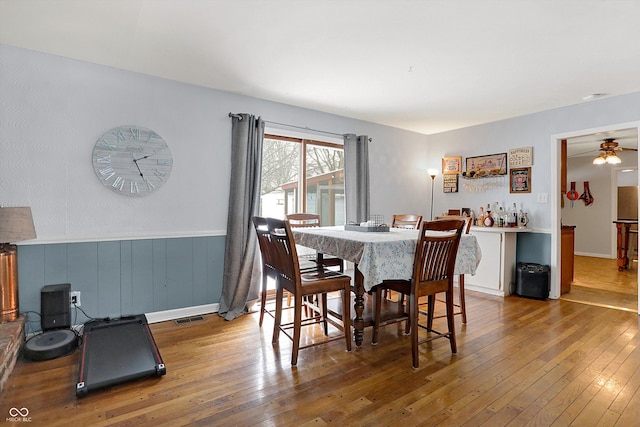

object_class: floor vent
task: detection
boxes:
[174,315,205,325]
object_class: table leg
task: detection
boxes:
[353,267,365,347]
[616,223,631,271]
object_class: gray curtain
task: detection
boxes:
[219,113,264,320]
[344,134,370,223]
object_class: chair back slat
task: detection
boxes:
[286,213,321,228]
[413,219,465,291]
[266,218,301,290]
[252,216,275,271]
[391,214,423,229]
[435,215,472,234]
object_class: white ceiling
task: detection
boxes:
[2,0,640,138]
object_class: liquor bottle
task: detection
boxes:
[498,205,505,227]
[518,204,529,228]
[478,206,485,226]
[510,203,518,227]
[483,203,494,227]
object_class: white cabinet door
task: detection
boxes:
[466,232,502,294]
[464,230,517,297]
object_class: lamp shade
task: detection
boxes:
[606,154,622,164]
[0,207,37,243]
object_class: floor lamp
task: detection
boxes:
[0,207,37,323]
[428,169,438,220]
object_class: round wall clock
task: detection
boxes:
[92,125,173,197]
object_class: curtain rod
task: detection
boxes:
[228,112,369,140]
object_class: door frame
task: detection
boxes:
[550,120,640,309]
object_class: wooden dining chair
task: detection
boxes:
[371,218,465,369]
[383,214,425,301]
[391,214,423,229]
[266,218,352,366]
[435,215,472,323]
[252,216,279,327]
[253,216,321,327]
[286,213,344,272]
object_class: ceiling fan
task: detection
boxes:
[592,138,638,165]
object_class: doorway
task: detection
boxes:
[551,122,640,312]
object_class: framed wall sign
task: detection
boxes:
[442,156,462,174]
[443,173,459,193]
[509,147,533,167]
[510,167,531,193]
[465,153,507,176]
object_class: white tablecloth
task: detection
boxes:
[292,226,482,291]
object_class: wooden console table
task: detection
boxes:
[614,220,638,271]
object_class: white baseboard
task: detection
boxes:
[574,252,613,259]
[24,303,220,339]
[145,303,219,324]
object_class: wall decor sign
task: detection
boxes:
[509,147,533,167]
[465,153,507,177]
[443,173,459,193]
[442,156,462,174]
[510,167,531,193]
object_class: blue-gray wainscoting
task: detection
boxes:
[516,232,551,266]
[17,235,225,332]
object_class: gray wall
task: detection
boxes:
[425,95,640,232]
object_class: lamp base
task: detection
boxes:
[0,244,19,323]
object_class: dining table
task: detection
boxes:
[292,226,482,346]
[613,220,638,271]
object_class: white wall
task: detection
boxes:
[3,43,640,248]
[0,45,427,242]
[425,95,640,232]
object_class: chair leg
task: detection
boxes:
[426,295,435,330]
[272,286,284,344]
[341,286,352,352]
[410,291,420,369]
[404,292,411,335]
[291,293,303,366]
[446,287,457,354]
[372,288,382,344]
[320,293,329,336]
[459,274,467,324]
[259,271,269,327]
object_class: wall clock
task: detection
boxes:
[92,125,173,197]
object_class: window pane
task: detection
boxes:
[260,138,299,219]
[305,145,345,226]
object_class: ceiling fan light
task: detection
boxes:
[593,155,606,165]
[606,153,621,164]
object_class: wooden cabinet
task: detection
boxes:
[465,228,518,297]
[561,225,575,294]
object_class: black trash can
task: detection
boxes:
[516,263,550,300]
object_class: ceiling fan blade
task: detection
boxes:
[569,148,600,157]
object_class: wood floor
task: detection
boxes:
[562,256,638,312]
[3,290,640,426]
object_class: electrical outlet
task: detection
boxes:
[70,291,81,307]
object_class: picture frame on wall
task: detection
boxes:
[465,153,507,176]
[510,167,531,193]
[442,156,462,174]
[443,173,459,193]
